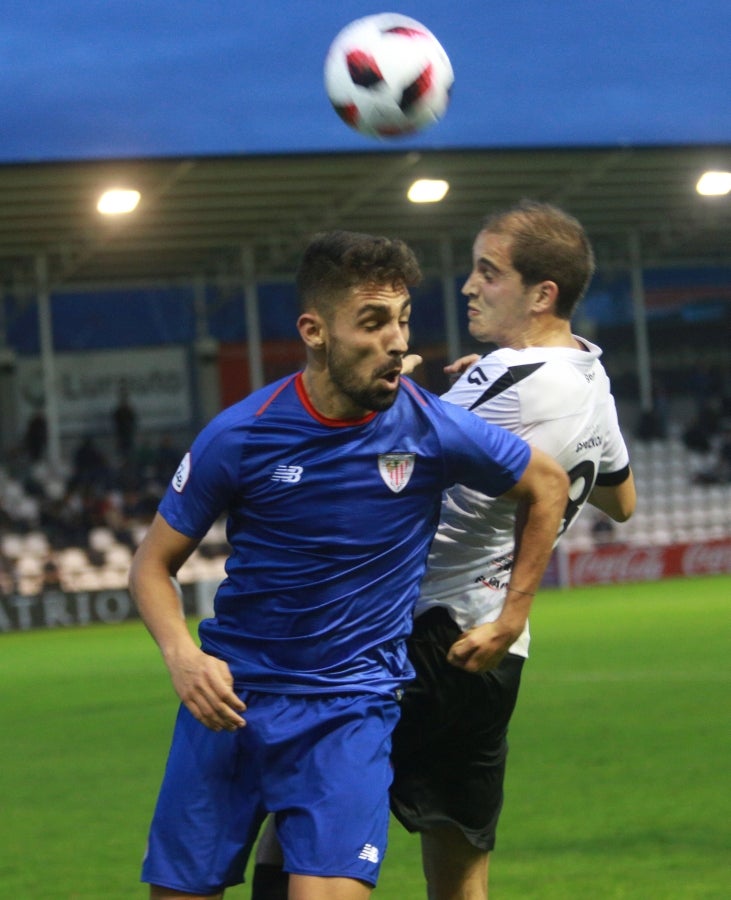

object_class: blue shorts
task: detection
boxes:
[141,691,401,894]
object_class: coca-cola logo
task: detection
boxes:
[570,547,666,584]
[682,540,731,575]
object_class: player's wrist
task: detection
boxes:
[506,586,535,598]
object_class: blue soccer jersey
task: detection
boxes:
[159,372,530,695]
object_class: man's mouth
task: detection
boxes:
[376,365,401,387]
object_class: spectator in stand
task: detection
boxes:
[634,377,669,441]
[682,402,719,455]
[23,408,48,462]
[112,381,138,459]
[720,384,731,428]
[40,558,63,593]
[688,362,723,416]
[720,431,731,483]
[591,511,617,544]
[0,553,17,596]
[694,423,731,485]
[68,435,111,491]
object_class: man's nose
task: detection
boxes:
[388,323,409,354]
[461,273,478,297]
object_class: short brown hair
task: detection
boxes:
[296,230,422,315]
[481,200,595,319]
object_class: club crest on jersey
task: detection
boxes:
[378,453,415,493]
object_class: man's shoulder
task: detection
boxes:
[216,374,300,422]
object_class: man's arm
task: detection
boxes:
[589,469,637,522]
[128,512,247,732]
[447,447,569,673]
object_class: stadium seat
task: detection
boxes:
[0,533,24,560]
[88,527,116,553]
[24,530,50,557]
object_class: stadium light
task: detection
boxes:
[696,171,731,196]
[97,188,141,215]
[407,179,449,203]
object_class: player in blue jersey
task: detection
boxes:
[129,229,569,900]
[251,204,637,900]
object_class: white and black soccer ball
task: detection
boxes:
[324,13,454,138]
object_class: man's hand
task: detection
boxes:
[446,620,521,673]
[444,354,480,377]
[402,353,481,379]
[166,646,247,732]
[402,353,423,375]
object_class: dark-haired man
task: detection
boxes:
[129,228,568,900]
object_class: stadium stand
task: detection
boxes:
[561,434,731,551]
[0,439,227,597]
[2,420,730,599]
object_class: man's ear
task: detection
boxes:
[531,280,559,312]
[297,312,326,350]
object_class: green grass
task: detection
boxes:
[0,575,728,898]
[493,577,730,899]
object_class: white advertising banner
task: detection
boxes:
[16,346,191,436]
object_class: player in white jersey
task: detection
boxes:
[250,205,636,899]
[388,201,637,900]
[415,337,627,656]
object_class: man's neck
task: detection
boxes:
[506,319,580,350]
[300,367,371,422]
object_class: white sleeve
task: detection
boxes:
[600,393,630,475]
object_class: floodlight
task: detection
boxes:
[696,171,731,196]
[97,189,141,215]
[407,179,449,203]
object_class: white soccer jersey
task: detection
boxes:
[417,337,630,656]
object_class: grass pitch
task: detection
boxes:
[0,574,728,898]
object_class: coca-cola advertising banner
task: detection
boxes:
[563,538,731,586]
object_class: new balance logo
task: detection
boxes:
[271,465,303,484]
[358,843,380,864]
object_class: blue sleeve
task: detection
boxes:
[158,416,241,539]
[435,397,531,496]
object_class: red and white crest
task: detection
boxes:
[378,453,415,493]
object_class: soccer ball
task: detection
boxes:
[323,13,454,139]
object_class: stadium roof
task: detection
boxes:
[1,143,730,295]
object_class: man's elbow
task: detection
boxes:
[524,451,569,503]
[587,468,637,523]
[608,472,637,522]
[612,497,636,523]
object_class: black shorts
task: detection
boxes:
[390,606,524,851]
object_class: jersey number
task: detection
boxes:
[559,460,596,537]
